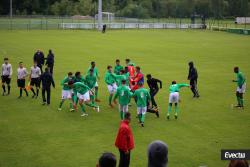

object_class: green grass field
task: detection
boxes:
[0,29,249,167]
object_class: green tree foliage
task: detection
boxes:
[0,0,249,18]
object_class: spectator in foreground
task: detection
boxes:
[46,49,54,74]
[228,160,249,167]
[96,152,117,167]
[148,140,168,167]
[115,112,134,167]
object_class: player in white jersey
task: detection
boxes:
[29,62,41,98]
[1,58,12,96]
[17,62,29,98]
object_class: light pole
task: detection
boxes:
[98,0,102,30]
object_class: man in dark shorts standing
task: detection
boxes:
[30,62,41,98]
[17,62,29,98]
[1,57,12,96]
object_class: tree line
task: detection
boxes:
[0,0,249,18]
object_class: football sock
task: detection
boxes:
[80,104,86,113]
[90,95,95,104]
[36,88,39,96]
[120,111,124,120]
[237,96,241,106]
[240,98,244,107]
[7,85,10,94]
[141,114,145,123]
[20,88,22,96]
[2,85,6,92]
[69,102,73,109]
[24,89,28,96]
[59,100,64,108]
[174,105,179,116]
[167,104,172,116]
[95,87,98,99]
[85,102,98,108]
[109,94,113,105]
[31,88,36,95]
[138,114,142,123]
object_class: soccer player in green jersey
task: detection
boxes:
[58,72,75,112]
[167,81,189,120]
[114,59,123,75]
[232,67,246,109]
[87,61,100,102]
[85,69,97,106]
[105,65,117,108]
[74,71,85,83]
[113,80,133,120]
[132,82,151,127]
[72,81,99,117]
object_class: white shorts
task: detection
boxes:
[119,105,128,113]
[237,83,246,93]
[169,92,179,103]
[77,91,90,101]
[107,83,117,94]
[137,107,147,115]
[95,82,98,87]
[62,90,73,99]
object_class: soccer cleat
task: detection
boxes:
[234,105,242,108]
[32,95,36,98]
[141,123,144,127]
[167,115,170,120]
[175,115,178,119]
[70,108,75,112]
[42,102,46,105]
[58,108,62,111]
[156,111,159,118]
[81,113,88,117]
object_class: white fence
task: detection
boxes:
[60,23,205,29]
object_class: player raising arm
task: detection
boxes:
[167,81,189,120]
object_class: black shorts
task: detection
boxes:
[17,79,25,88]
[30,78,40,87]
[1,75,11,84]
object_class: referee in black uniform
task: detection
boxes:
[188,61,200,98]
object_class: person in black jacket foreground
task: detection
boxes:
[40,67,55,105]
[46,49,54,74]
[187,61,200,98]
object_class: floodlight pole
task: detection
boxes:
[10,0,12,19]
[98,0,102,30]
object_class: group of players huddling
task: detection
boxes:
[1,55,247,127]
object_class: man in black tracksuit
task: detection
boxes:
[40,68,55,105]
[33,49,45,73]
[146,74,162,108]
[46,49,54,74]
[188,61,200,98]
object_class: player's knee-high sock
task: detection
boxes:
[120,111,124,120]
[95,87,98,99]
[59,100,65,108]
[80,104,86,113]
[2,85,6,93]
[109,94,113,105]
[36,88,39,96]
[90,95,95,104]
[31,87,36,95]
[167,103,172,116]
[24,88,28,96]
[141,114,145,123]
[236,92,241,106]
[7,85,10,94]
[19,88,22,97]
[239,93,244,107]
[138,114,142,123]
[174,104,179,116]
[69,102,73,109]
[85,102,98,108]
